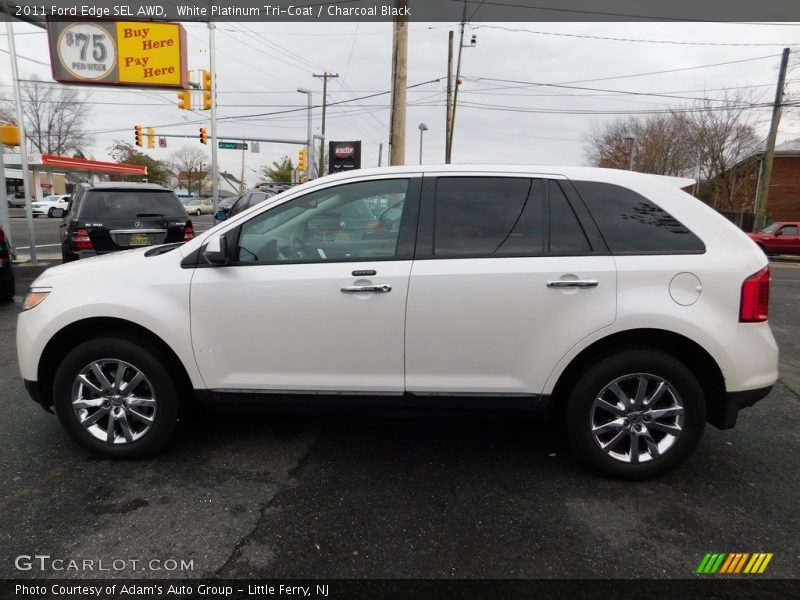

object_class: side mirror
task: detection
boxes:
[203,234,230,265]
[215,210,227,221]
[51,208,66,218]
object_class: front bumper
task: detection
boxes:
[24,379,52,413]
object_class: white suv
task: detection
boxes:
[17,166,778,478]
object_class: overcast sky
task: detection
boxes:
[1,19,799,188]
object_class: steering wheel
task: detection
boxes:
[289,235,309,259]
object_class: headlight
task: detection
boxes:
[22,289,50,311]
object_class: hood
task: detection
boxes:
[32,247,154,285]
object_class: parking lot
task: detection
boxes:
[1,244,799,580]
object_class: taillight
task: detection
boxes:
[0,228,5,242]
[740,266,770,323]
[71,228,93,250]
[183,223,194,242]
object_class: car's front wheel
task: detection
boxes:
[195,209,202,216]
[566,348,705,479]
[53,337,180,458]
[47,208,55,217]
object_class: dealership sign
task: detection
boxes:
[329,141,362,174]
[48,21,188,88]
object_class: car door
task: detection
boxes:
[404,174,616,401]
[190,175,421,396]
[774,224,799,253]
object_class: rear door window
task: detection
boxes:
[571,181,705,255]
[433,177,543,257]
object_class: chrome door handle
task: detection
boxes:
[546,280,599,289]
[341,284,392,294]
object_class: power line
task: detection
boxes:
[474,25,800,47]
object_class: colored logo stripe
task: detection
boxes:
[697,553,773,574]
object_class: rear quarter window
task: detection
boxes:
[571,181,705,255]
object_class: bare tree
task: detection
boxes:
[0,78,93,156]
[584,113,696,176]
[169,146,209,197]
[689,91,762,210]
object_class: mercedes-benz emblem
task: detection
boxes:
[134,221,142,228]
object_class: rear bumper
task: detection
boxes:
[711,385,773,430]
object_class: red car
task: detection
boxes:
[748,221,800,255]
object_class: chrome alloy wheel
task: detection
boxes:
[71,359,157,444]
[590,373,685,463]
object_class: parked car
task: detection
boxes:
[31,194,70,218]
[17,166,778,479]
[184,198,214,216]
[215,186,289,222]
[53,182,194,262]
[747,221,800,255]
[0,225,13,302]
[7,192,25,208]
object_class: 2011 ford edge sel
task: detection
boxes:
[17,166,778,479]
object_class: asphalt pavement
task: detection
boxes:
[0,257,798,581]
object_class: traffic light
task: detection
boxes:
[199,127,208,145]
[147,127,155,149]
[134,125,142,147]
[297,147,307,172]
[177,90,191,110]
[201,70,212,110]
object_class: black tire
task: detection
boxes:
[0,270,13,303]
[53,337,180,458]
[195,209,202,216]
[48,208,55,218]
[32,214,39,218]
[566,348,705,480]
[62,251,79,263]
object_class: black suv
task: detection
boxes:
[216,185,292,222]
[57,182,194,262]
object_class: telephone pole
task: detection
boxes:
[313,72,338,177]
[389,0,408,165]
[448,1,469,163]
[754,47,791,231]
[445,30,454,163]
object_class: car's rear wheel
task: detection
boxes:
[566,348,705,479]
[47,208,55,217]
[32,214,38,218]
[53,337,179,458]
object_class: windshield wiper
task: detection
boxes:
[135,213,166,217]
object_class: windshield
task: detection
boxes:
[81,190,186,219]
[761,223,779,234]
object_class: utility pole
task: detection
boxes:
[447,2,468,163]
[445,30,454,163]
[239,142,246,192]
[378,143,383,166]
[208,23,220,213]
[389,0,408,166]
[754,47,791,231]
[313,72,338,176]
[5,15,36,263]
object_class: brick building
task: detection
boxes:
[719,139,800,227]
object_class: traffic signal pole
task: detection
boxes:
[208,22,220,214]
